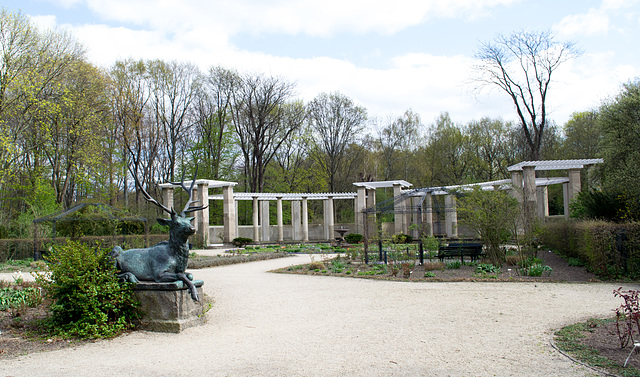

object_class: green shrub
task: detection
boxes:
[540,221,640,279]
[232,237,253,248]
[35,241,140,339]
[446,261,462,269]
[391,234,413,244]
[344,233,363,244]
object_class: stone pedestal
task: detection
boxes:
[133,280,206,333]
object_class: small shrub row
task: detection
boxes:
[0,235,167,263]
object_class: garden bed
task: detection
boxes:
[273,249,600,283]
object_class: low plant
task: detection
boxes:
[391,234,413,244]
[0,285,42,312]
[372,264,387,275]
[308,261,325,270]
[446,261,462,269]
[232,237,253,248]
[424,271,436,278]
[344,233,363,244]
[613,288,640,348]
[567,257,586,267]
[423,261,445,271]
[401,262,413,278]
[521,263,552,277]
[475,263,500,274]
[34,240,140,339]
[330,259,346,273]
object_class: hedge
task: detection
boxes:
[0,234,168,263]
[539,221,640,279]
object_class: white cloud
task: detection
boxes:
[28,14,58,30]
[82,0,519,37]
[553,8,609,37]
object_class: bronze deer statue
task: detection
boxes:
[111,173,207,301]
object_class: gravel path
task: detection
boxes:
[2,254,638,377]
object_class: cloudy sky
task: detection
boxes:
[4,0,639,128]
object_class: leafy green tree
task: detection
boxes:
[563,110,601,159]
[377,109,421,181]
[598,80,640,221]
[457,187,520,266]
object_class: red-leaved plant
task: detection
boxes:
[613,288,640,348]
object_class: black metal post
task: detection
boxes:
[378,240,383,262]
[419,241,424,265]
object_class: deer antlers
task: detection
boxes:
[169,167,208,216]
[131,167,208,217]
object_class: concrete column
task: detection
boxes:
[355,186,366,234]
[222,185,236,243]
[523,166,537,233]
[563,183,570,220]
[162,187,174,216]
[260,200,270,242]
[445,194,458,238]
[302,197,309,243]
[276,197,283,242]
[536,186,549,220]
[192,187,200,233]
[195,183,209,247]
[393,184,404,235]
[366,189,376,236]
[292,200,301,241]
[510,170,523,203]
[411,196,421,239]
[425,193,433,237]
[252,196,259,242]
[324,197,334,241]
[567,169,582,204]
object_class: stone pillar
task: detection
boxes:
[292,200,301,241]
[324,197,334,241]
[445,194,458,238]
[276,197,284,242]
[302,197,309,243]
[162,187,174,216]
[425,193,433,237]
[411,196,421,239]
[510,170,523,203]
[563,183,570,220]
[536,186,549,220]
[222,185,236,243]
[355,186,366,234]
[260,200,270,242]
[192,186,199,233]
[366,189,376,236]
[567,168,581,205]
[523,166,537,233]
[393,184,404,235]
[252,196,259,242]
[195,183,209,247]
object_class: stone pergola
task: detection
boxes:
[159,159,603,246]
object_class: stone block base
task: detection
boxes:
[133,280,206,333]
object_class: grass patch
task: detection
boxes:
[554,318,640,377]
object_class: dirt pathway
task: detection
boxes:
[1,254,637,376]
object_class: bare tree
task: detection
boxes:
[147,60,200,182]
[230,73,299,193]
[307,92,367,192]
[474,30,579,160]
